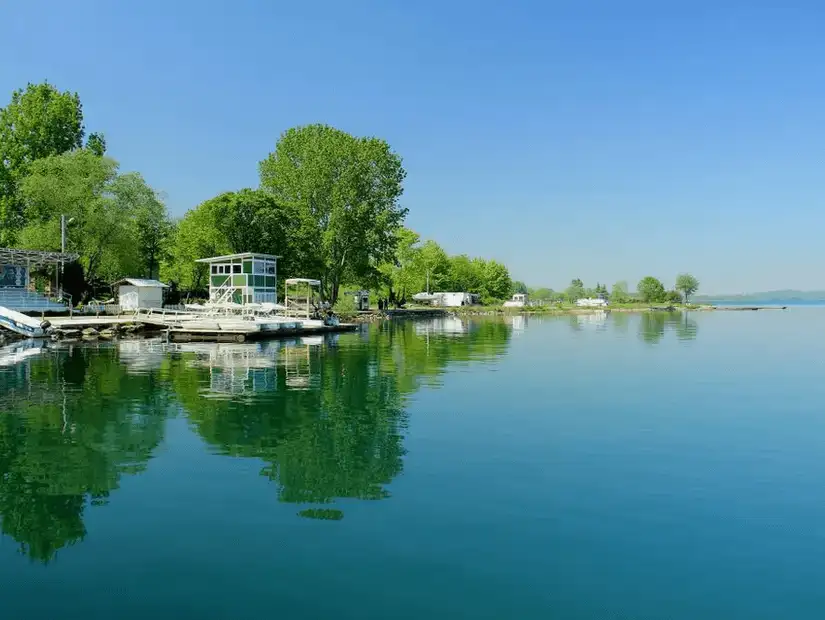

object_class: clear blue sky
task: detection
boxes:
[3,0,824,293]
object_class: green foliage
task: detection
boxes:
[611,281,630,303]
[637,276,667,303]
[675,273,700,303]
[664,289,683,304]
[110,172,172,279]
[161,189,308,292]
[417,240,451,291]
[86,132,106,157]
[566,278,585,301]
[0,82,86,245]
[512,281,529,294]
[17,150,125,288]
[259,124,407,303]
[378,227,423,301]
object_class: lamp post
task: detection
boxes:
[59,215,75,298]
[61,215,75,253]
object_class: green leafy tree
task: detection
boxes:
[478,259,512,303]
[637,276,666,303]
[161,207,230,293]
[162,189,309,292]
[416,240,451,292]
[259,124,407,303]
[86,132,106,157]
[512,281,529,295]
[17,150,128,288]
[110,172,171,279]
[379,227,423,301]
[448,255,482,292]
[0,82,86,244]
[566,278,585,301]
[675,273,700,303]
[611,281,629,303]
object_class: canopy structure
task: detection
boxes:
[285,278,321,319]
[0,248,79,268]
[195,252,280,264]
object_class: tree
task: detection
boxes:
[259,124,407,303]
[566,278,585,301]
[379,227,423,302]
[664,289,683,304]
[110,172,171,279]
[478,259,512,303]
[0,82,86,244]
[512,281,529,295]
[448,255,482,292]
[675,273,700,304]
[611,281,629,303]
[86,132,106,157]
[16,150,168,294]
[162,189,309,293]
[416,240,451,292]
[637,276,666,303]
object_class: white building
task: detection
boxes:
[575,297,609,308]
[115,278,169,310]
[431,292,477,307]
[503,293,528,308]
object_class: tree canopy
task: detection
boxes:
[0,82,94,245]
[259,124,407,303]
[675,273,700,303]
[637,276,667,303]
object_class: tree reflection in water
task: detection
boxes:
[0,317,512,560]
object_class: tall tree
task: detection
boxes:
[16,150,149,292]
[675,273,700,304]
[566,278,585,301]
[611,281,629,303]
[416,240,451,292]
[162,189,308,292]
[637,276,666,303]
[110,172,171,279]
[448,255,483,292]
[380,227,422,302]
[0,82,86,244]
[478,259,512,302]
[259,124,407,303]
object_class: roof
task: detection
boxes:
[195,253,280,263]
[286,278,321,286]
[0,247,80,267]
[114,278,169,288]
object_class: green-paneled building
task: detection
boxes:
[196,253,279,304]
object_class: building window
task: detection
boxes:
[233,264,241,274]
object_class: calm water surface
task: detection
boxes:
[1,311,824,619]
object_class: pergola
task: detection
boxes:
[1,248,80,296]
[284,278,321,319]
[0,248,79,268]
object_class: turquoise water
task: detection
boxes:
[1,311,824,619]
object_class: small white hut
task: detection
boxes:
[114,278,169,310]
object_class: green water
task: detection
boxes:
[1,311,824,619]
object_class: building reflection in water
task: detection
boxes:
[0,319,513,561]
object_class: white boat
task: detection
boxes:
[503,293,527,308]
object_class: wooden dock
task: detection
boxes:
[43,314,357,343]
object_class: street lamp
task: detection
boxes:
[59,215,76,301]
[61,215,75,253]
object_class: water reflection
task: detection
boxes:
[0,318,513,561]
[0,346,169,563]
[638,311,698,344]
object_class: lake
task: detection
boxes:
[1,310,824,619]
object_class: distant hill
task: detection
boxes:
[694,290,825,302]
